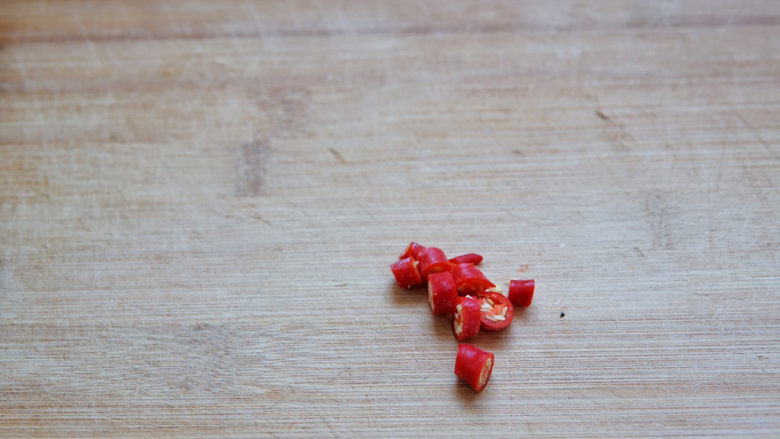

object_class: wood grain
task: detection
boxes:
[1,1,778,437]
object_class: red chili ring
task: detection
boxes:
[390,257,422,289]
[508,279,535,307]
[452,296,481,340]
[417,247,452,280]
[478,291,514,331]
[399,241,427,260]
[450,263,495,295]
[427,271,458,315]
[454,343,495,392]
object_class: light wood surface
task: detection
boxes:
[1,1,779,437]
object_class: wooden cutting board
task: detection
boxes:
[1,1,778,437]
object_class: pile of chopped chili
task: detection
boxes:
[390,241,535,392]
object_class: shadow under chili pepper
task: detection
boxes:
[429,312,459,342]
[455,380,485,402]
[389,281,427,307]
[470,329,513,353]
[511,305,539,326]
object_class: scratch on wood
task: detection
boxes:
[171,324,236,393]
[328,147,347,164]
[595,108,635,150]
[644,192,674,250]
[261,87,312,138]
[734,111,779,161]
[741,165,775,203]
[322,415,338,438]
[633,246,646,258]
[235,140,271,197]
[248,213,272,226]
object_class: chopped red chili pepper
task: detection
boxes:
[399,241,427,260]
[417,247,452,280]
[448,253,483,265]
[449,263,495,295]
[452,296,481,340]
[478,291,514,331]
[390,257,422,289]
[454,343,494,392]
[427,271,458,315]
[508,279,535,307]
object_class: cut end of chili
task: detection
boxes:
[454,343,495,392]
[479,356,493,389]
[390,257,422,289]
[453,296,481,340]
[478,291,514,331]
[508,279,535,307]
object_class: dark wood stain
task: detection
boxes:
[235,140,271,197]
[328,148,347,164]
[5,15,779,46]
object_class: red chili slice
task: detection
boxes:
[399,241,426,260]
[417,247,452,280]
[478,291,514,331]
[452,296,481,340]
[508,279,535,307]
[427,271,458,315]
[448,253,483,265]
[449,263,495,295]
[390,257,422,289]
[454,343,495,392]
